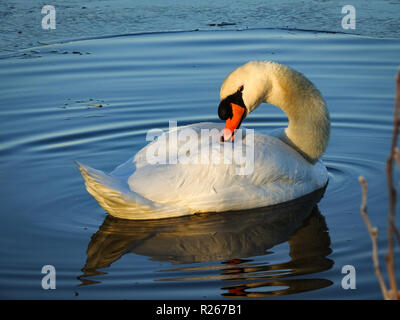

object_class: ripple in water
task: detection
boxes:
[0,29,398,299]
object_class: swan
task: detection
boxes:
[77,61,330,220]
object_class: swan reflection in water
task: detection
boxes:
[79,186,333,298]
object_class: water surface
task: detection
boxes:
[0,29,399,299]
[1,0,399,54]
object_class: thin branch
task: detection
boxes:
[391,148,400,247]
[358,69,400,300]
[385,69,400,299]
[392,219,400,248]
[393,147,400,170]
[359,176,389,299]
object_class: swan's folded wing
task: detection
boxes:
[126,131,328,213]
[76,161,191,219]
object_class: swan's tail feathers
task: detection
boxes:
[75,161,190,220]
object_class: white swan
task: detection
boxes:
[77,61,330,220]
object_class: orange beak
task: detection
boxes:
[223,103,246,141]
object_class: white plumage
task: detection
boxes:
[78,61,330,220]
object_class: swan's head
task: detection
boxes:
[218,61,272,141]
[217,61,330,162]
[218,85,247,141]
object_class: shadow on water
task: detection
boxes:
[78,186,333,297]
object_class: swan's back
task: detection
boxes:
[78,123,328,219]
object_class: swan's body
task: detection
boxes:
[78,61,330,220]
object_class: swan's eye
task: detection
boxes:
[218,89,246,120]
[218,99,233,120]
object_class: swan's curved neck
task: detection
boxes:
[259,63,330,163]
[280,98,330,164]
[220,61,330,163]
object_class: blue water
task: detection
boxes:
[1,0,399,55]
[0,2,400,300]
